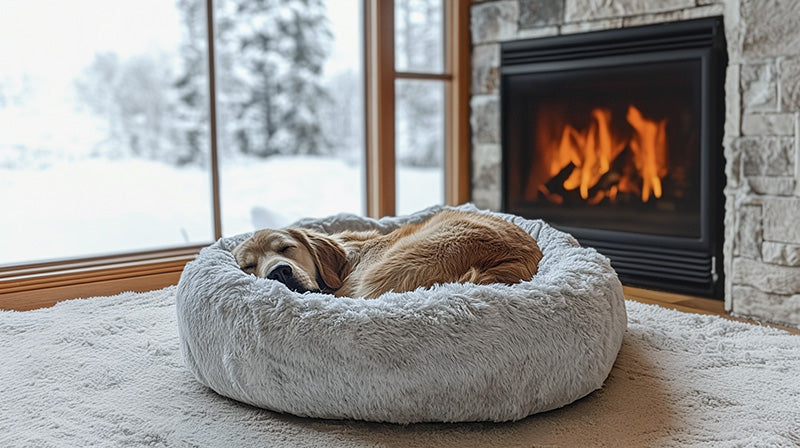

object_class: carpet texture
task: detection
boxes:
[1,286,799,447]
[176,204,626,423]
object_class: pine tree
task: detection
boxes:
[395,0,444,168]
[206,0,332,157]
[75,51,188,164]
[173,0,211,166]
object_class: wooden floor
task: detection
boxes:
[624,286,800,335]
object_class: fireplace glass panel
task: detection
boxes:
[505,59,702,239]
[501,17,726,298]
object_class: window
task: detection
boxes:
[212,0,366,234]
[365,0,469,217]
[0,0,214,265]
[0,0,468,309]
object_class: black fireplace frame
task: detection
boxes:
[500,17,727,298]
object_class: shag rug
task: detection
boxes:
[1,287,799,447]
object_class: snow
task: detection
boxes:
[0,0,445,267]
[0,156,442,266]
[0,0,181,86]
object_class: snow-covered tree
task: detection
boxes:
[75,0,333,166]
[0,73,33,109]
[173,0,211,166]
[183,0,332,158]
[75,51,195,164]
[395,0,443,168]
[319,69,362,158]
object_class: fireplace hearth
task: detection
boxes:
[501,17,727,298]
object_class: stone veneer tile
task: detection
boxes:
[734,137,794,177]
[797,113,800,196]
[621,6,725,27]
[471,173,501,203]
[763,197,800,243]
[622,10,683,27]
[473,143,502,167]
[518,0,564,28]
[724,63,740,147]
[680,4,725,19]
[723,143,741,190]
[763,241,800,267]
[471,1,519,44]
[735,205,762,259]
[731,285,800,327]
[560,18,623,34]
[564,0,694,22]
[746,177,796,196]
[733,258,800,296]
[741,0,800,60]
[471,187,502,212]
[780,57,800,113]
[516,25,560,40]
[471,44,500,95]
[723,191,737,309]
[472,146,501,191]
[471,144,502,211]
[741,114,795,136]
[470,95,500,145]
[741,63,777,112]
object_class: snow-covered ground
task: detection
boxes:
[0,155,442,265]
[0,0,446,266]
[0,84,443,266]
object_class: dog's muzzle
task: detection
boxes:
[266,264,313,293]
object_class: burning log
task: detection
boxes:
[535,104,668,205]
[544,162,576,195]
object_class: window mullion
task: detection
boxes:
[394,72,452,81]
[365,0,396,218]
[444,0,470,206]
[206,0,223,239]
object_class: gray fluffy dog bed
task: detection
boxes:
[176,204,627,423]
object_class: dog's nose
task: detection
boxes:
[266,264,293,284]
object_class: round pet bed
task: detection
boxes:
[176,204,626,423]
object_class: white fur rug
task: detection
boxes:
[1,286,798,447]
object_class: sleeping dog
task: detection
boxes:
[232,210,543,299]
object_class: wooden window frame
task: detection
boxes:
[0,0,470,311]
[365,0,470,217]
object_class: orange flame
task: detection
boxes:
[626,105,668,202]
[537,105,669,204]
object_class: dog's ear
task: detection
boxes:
[288,228,347,291]
[230,238,252,269]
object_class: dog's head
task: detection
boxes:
[232,228,347,294]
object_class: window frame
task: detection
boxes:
[0,0,470,310]
[365,0,469,217]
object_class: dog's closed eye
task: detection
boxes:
[278,245,295,254]
[242,264,256,273]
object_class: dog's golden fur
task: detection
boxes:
[232,210,543,299]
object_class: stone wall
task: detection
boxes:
[469,0,800,327]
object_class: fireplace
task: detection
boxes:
[501,17,727,298]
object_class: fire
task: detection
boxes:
[531,104,669,204]
[627,105,668,201]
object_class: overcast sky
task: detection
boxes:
[0,0,361,84]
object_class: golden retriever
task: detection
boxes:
[232,210,543,299]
